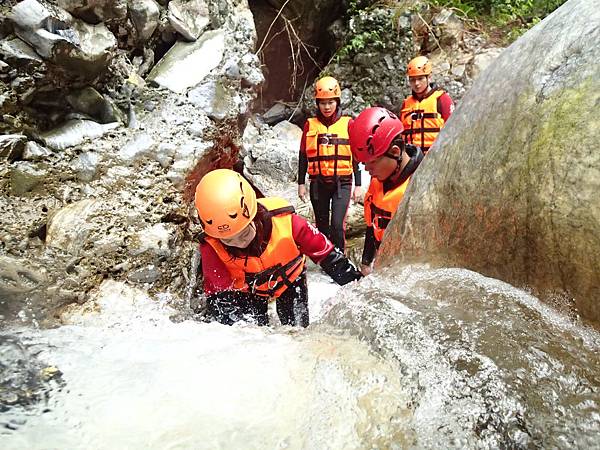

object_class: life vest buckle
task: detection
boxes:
[317,133,333,146]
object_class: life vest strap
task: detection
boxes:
[409,112,439,119]
[246,254,304,297]
[370,203,392,218]
[376,217,391,230]
[265,205,295,217]
[403,127,441,135]
[307,155,352,162]
[317,136,349,146]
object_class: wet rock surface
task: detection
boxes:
[0,0,261,325]
[378,0,600,325]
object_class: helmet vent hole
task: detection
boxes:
[206,219,213,224]
[229,213,238,219]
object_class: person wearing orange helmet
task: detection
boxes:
[195,169,362,326]
[297,75,362,253]
[400,56,454,154]
[348,107,424,275]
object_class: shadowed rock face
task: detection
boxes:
[377,0,600,324]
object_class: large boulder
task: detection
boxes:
[377,0,600,324]
[9,0,117,75]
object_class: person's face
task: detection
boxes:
[409,75,429,95]
[220,222,256,248]
[365,153,398,181]
[318,99,337,118]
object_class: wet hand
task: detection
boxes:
[360,263,373,276]
[298,184,308,203]
[352,186,364,203]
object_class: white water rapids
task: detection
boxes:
[1,264,600,449]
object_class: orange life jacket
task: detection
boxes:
[305,116,353,178]
[364,177,410,243]
[400,89,446,153]
[204,197,305,298]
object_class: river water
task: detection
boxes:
[1,264,599,449]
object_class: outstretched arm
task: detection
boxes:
[291,214,362,285]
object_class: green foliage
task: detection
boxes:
[346,0,375,16]
[430,0,567,37]
[337,29,386,60]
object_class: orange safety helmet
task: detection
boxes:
[407,56,432,77]
[194,169,257,239]
[348,107,404,163]
[314,76,341,99]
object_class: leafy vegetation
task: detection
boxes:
[429,0,567,40]
[337,29,387,59]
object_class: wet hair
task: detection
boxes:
[386,136,406,157]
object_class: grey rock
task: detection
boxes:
[238,52,264,87]
[378,0,600,324]
[66,86,124,124]
[119,132,155,161]
[469,48,505,80]
[76,151,100,181]
[128,265,161,283]
[46,199,100,254]
[41,119,120,150]
[10,161,47,195]
[147,29,225,93]
[10,0,117,75]
[155,142,176,167]
[0,134,27,160]
[384,55,395,71]
[128,223,174,257]
[243,119,301,184]
[0,255,47,318]
[129,0,160,43]
[188,79,236,120]
[451,63,466,78]
[0,37,43,63]
[22,141,52,161]
[223,59,240,79]
[57,0,127,22]
[262,102,289,125]
[168,0,209,41]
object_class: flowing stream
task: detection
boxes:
[1,264,599,449]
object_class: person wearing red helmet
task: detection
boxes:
[297,76,363,253]
[195,169,362,327]
[348,107,424,275]
[400,56,454,154]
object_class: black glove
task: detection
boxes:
[320,247,363,286]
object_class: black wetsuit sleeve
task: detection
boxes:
[353,161,362,187]
[320,247,363,285]
[298,150,308,185]
[361,226,378,266]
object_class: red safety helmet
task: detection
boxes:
[348,107,404,163]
